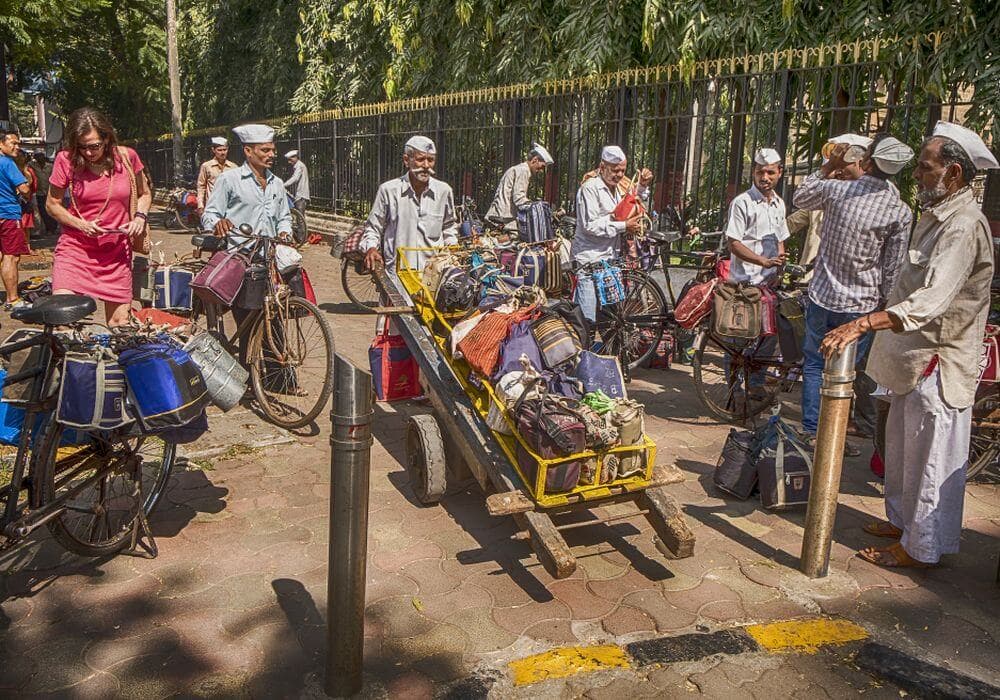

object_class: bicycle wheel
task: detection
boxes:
[594,269,666,370]
[341,258,380,312]
[691,329,791,424]
[290,208,308,248]
[248,296,335,429]
[174,207,198,232]
[39,422,176,557]
[968,393,1000,480]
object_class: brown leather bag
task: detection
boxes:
[712,282,762,339]
[118,147,152,255]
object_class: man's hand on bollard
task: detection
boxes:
[821,318,867,358]
[363,248,384,272]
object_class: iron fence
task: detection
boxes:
[135,34,985,231]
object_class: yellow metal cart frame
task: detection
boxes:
[371,248,695,579]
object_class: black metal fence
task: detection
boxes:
[136,35,982,230]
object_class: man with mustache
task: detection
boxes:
[821,121,998,568]
[361,135,458,281]
[196,136,237,214]
[792,133,913,451]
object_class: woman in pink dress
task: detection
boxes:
[45,107,151,326]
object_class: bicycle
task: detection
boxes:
[0,296,175,557]
[190,226,335,429]
[168,180,201,232]
[286,194,308,248]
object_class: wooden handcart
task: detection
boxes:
[373,249,695,579]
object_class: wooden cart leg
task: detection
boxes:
[641,486,696,559]
[516,511,577,579]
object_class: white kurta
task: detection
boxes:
[884,366,969,563]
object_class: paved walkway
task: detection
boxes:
[1,218,998,697]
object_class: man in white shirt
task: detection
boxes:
[485,143,553,233]
[571,145,653,321]
[283,149,310,216]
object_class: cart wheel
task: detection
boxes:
[406,415,447,505]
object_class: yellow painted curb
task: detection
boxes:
[509,645,631,686]
[746,618,868,654]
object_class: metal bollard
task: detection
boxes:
[800,341,857,579]
[326,354,374,697]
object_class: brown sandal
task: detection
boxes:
[857,542,933,568]
[863,520,902,539]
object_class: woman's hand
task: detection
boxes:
[125,216,146,238]
[77,219,108,237]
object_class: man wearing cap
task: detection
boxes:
[196,136,237,213]
[485,143,553,233]
[822,122,997,568]
[572,145,653,321]
[283,149,310,217]
[360,135,458,280]
[793,133,914,448]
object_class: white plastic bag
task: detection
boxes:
[275,243,303,273]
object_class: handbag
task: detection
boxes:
[592,261,625,306]
[190,248,250,307]
[753,417,812,510]
[712,282,762,339]
[56,348,133,430]
[341,226,366,261]
[118,341,209,431]
[713,428,758,499]
[487,367,542,434]
[368,320,421,401]
[516,201,554,243]
[459,309,535,377]
[760,287,778,337]
[495,320,544,376]
[118,146,151,255]
[234,264,270,310]
[513,390,585,493]
[530,313,581,369]
[981,326,1000,383]
[513,248,546,288]
[674,278,718,330]
[777,292,806,365]
[153,265,195,312]
[574,351,627,399]
[422,252,461,295]
[609,399,645,478]
[435,267,481,314]
[132,256,154,303]
[546,299,591,347]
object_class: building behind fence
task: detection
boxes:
[136,33,985,231]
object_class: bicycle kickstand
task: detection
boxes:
[125,507,158,559]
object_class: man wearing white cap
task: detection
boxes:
[283,149,310,217]
[485,142,554,234]
[196,136,237,213]
[823,122,997,568]
[572,145,653,321]
[361,135,457,278]
[793,133,913,447]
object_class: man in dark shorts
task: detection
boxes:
[0,122,31,310]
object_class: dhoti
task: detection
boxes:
[884,366,969,564]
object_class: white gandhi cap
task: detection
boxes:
[829,133,873,148]
[405,135,436,155]
[530,142,554,165]
[210,136,228,147]
[871,137,914,175]
[753,148,782,166]
[285,150,299,159]
[932,121,999,171]
[601,145,626,164]
[232,124,275,144]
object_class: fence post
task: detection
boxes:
[326,354,374,697]
[800,341,857,579]
[774,68,793,198]
[376,114,386,185]
[331,118,339,215]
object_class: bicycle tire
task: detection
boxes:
[290,208,308,248]
[691,329,791,424]
[341,259,380,312]
[594,268,666,370]
[174,207,198,232]
[39,420,176,557]
[248,296,334,429]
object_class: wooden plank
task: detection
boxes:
[641,486,696,559]
[517,511,577,579]
[486,490,536,516]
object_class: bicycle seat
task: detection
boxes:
[191,234,228,251]
[12,295,96,326]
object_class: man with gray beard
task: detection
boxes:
[821,121,998,568]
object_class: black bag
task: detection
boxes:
[234,264,269,310]
[516,201,554,243]
[776,293,806,365]
[435,267,481,314]
[546,299,592,347]
[714,428,757,499]
[754,418,812,510]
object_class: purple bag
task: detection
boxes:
[495,321,544,377]
[574,351,627,399]
[498,250,518,273]
[191,248,250,307]
[541,370,584,400]
[513,394,585,493]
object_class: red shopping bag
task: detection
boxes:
[368,321,421,401]
[301,267,317,305]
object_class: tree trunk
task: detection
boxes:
[166,0,185,184]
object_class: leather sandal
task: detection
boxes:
[863,520,902,538]
[857,542,933,568]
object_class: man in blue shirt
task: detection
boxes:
[0,122,30,310]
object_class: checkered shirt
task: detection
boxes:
[793,171,912,313]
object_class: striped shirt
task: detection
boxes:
[793,171,912,313]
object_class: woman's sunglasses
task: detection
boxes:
[78,141,105,153]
